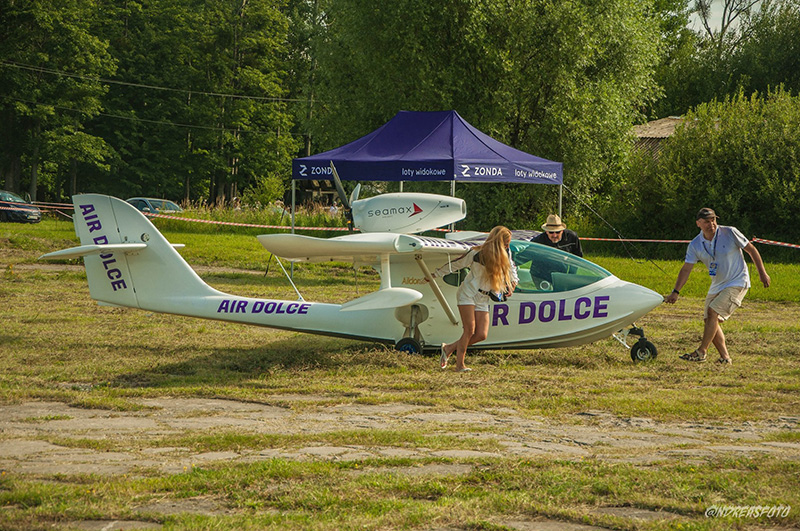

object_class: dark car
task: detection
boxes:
[126,197,183,213]
[0,190,42,223]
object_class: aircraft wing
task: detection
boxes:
[257,233,472,263]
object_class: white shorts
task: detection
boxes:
[704,286,748,321]
[457,282,490,312]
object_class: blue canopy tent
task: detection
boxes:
[293,110,562,186]
[290,110,564,228]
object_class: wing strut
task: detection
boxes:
[273,254,305,301]
[415,255,459,325]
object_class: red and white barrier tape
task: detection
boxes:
[582,237,691,243]
[751,237,800,250]
[145,212,351,231]
[8,202,800,249]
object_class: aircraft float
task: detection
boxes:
[40,175,664,362]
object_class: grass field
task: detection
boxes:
[1,217,799,530]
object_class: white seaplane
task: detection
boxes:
[40,180,664,362]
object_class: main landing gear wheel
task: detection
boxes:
[395,337,422,355]
[630,338,657,362]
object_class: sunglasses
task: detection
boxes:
[546,230,563,234]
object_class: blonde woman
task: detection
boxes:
[430,226,518,372]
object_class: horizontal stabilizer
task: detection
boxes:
[340,287,422,312]
[40,243,184,260]
[40,243,148,260]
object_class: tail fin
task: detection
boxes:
[41,194,218,309]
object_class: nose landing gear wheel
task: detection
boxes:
[631,339,657,362]
[395,337,422,355]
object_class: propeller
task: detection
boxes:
[330,161,355,232]
[349,183,361,205]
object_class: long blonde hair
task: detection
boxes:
[476,226,513,293]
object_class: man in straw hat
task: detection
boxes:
[665,207,770,365]
[531,214,583,257]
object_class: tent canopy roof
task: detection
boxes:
[292,110,562,185]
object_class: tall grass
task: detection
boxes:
[152,201,347,239]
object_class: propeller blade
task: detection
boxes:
[329,161,355,232]
[349,183,361,204]
[329,161,350,210]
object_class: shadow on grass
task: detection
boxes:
[106,336,391,389]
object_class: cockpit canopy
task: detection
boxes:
[442,239,612,293]
[511,240,611,293]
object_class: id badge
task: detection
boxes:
[708,262,718,277]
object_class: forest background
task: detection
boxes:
[1,0,799,246]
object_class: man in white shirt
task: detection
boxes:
[665,208,770,364]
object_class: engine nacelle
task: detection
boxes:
[351,193,466,233]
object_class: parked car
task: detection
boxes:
[126,197,183,213]
[0,190,42,223]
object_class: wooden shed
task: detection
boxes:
[633,116,684,155]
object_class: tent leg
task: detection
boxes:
[291,180,296,279]
[558,184,563,218]
[450,181,456,232]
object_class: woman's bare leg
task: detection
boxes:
[443,305,476,370]
[465,309,490,350]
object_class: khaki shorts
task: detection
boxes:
[704,286,748,321]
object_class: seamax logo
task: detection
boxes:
[367,203,423,218]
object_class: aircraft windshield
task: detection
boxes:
[510,239,611,293]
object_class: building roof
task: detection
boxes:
[633,116,684,139]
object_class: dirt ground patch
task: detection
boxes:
[2,397,798,478]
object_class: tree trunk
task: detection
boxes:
[70,158,78,197]
[2,155,21,193]
[216,175,226,206]
[29,121,41,201]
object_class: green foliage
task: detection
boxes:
[82,0,299,205]
[0,0,116,200]
[242,173,286,206]
[605,87,800,247]
[730,2,800,97]
[1,0,298,205]
[651,0,800,117]
[2,0,800,246]
[312,0,661,230]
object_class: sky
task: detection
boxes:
[688,0,725,32]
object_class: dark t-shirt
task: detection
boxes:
[531,229,583,257]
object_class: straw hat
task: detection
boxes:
[541,214,567,232]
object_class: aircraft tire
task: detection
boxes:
[395,337,422,355]
[630,340,657,362]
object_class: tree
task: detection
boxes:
[84,0,298,204]
[0,0,115,199]
[311,0,661,229]
[610,88,800,245]
[693,0,777,59]
[730,1,800,95]
[652,0,796,117]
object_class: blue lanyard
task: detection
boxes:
[702,229,718,261]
